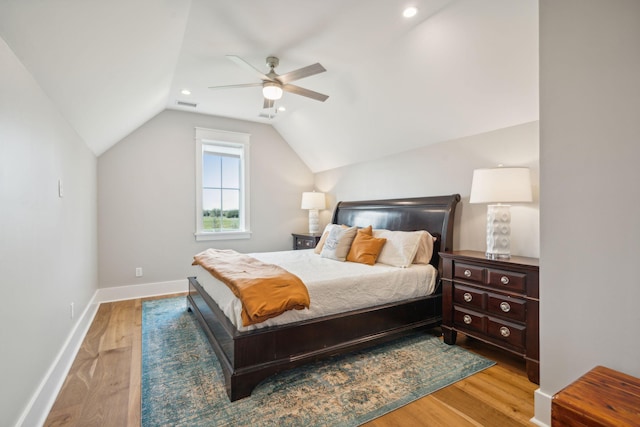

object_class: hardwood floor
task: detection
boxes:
[44,295,536,426]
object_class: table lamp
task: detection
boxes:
[470,167,532,259]
[301,191,326,234]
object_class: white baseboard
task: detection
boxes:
[16,296,99,427]
[16,279,189,427]
[531,388,553,427]
[95,279,188,303]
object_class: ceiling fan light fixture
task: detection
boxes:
[403,6,418,18]
[263,82,283,100]
[212,55,328,106]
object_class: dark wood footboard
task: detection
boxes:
[187,276,442,401]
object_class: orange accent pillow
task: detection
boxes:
[359,225,373,236]
[346,230,387,265]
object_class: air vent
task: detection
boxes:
[176,100,197,108]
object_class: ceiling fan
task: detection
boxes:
[209,55,329,109]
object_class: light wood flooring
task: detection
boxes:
[44,295,536,426]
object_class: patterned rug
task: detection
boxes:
[141,297,494,426]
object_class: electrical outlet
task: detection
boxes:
[136,267,143,277]
[70,302,74,319]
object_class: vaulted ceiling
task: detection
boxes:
[0,0,538,172]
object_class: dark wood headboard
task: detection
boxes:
[331,194,461,270]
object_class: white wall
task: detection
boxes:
[315,122,540,258]
[0,38,98,427]
[537,1,640,425]
[98,109,314,288]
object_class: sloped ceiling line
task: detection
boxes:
[0,0,538,171]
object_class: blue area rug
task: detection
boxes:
[142,297,494,426]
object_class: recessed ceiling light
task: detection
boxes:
[403,7,418,18]
[278,106,286,112]
[181,89,191,95]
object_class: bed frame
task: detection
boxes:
[187,194,460,401]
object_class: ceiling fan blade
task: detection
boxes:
[263,98,275,109]
[277,63,326,84]
[283,84,329,102]
[208,82,262,90]
[226,55,271,81]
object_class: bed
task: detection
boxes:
[187,194,460,401]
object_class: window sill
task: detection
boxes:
[194,231,252,242]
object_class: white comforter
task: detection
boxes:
[193,249,438,331]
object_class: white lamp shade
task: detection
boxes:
[263,82,283,100]
[301,192,326,210]
[469,167,532,204]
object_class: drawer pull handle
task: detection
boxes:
[500,276,510,285]
[500,302,511,312]
[500,326,511,337]
[463,292,473,302]
[463,315,472,324]
[464,269,472,278]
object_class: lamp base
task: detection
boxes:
[485,204,511,259]
[485,252,511,260]
[308,209,320,234]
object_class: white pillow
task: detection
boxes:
[372,229,423,268]
[413,230,437,264]
[320,226,358,261]
[314,224,339,254]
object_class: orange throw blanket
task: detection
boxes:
[192,249,310,326]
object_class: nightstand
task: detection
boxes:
[292,233,322,250]
[439,250,539,384]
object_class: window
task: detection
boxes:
[195,128,251,241]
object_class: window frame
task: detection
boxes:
[194,127,251,241]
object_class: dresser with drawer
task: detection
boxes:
[291,232,322,250]
[440,250,539,384]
